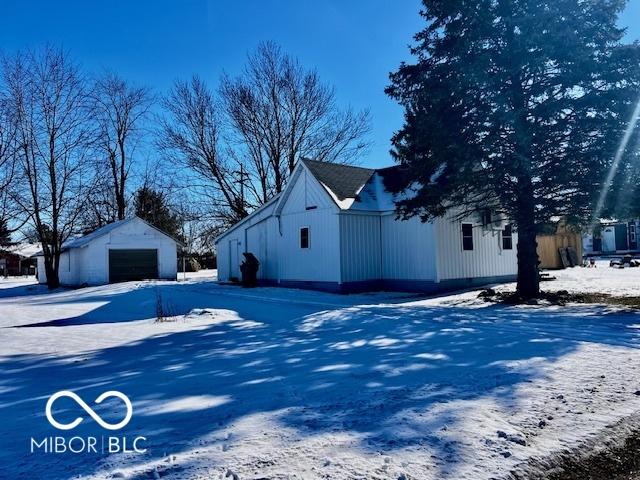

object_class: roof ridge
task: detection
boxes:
[301,158,375,173]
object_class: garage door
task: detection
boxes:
[109,249,158,283]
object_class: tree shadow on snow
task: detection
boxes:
[1,282,639,479]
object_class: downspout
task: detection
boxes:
[379,214,383,287]
[337,212,343,288]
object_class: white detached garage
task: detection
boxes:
[36,216,180,286]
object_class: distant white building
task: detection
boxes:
[215,159,518,293]
[583,219,640,254]
[36,216,180,286]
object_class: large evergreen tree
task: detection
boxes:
[387,0,640,298]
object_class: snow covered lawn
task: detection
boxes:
[0,269,639,479]
[500,260,640,297]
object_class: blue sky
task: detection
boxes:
[1,0,639,169]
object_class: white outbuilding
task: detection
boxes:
[216,159,518,293]
[36,216,180,286]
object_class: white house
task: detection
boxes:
[215,159,518,293]
[36,216,180,286]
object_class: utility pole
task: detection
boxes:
[234,164,249,215]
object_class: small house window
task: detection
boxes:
[462,223,473,251]
[300,227,310,249]
[502,224,513,250]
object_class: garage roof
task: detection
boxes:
[63,218,133,250]
[34,216,182,256]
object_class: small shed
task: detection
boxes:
[36,216,180,286]
[537,219,583,269]
[583,220,640,254]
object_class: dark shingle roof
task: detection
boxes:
[302,158,375,201]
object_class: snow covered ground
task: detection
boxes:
[494,260,640,297]
[0,267,639,479]
[540,260,640,296]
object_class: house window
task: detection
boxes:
[300,227,310,249]
[462,223,473,251]
[630,224,636,242]
[502,224,513,250]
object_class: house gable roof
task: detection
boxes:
[215,159,405,244]
[302,159,375,205]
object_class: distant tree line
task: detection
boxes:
[0,42,370,288]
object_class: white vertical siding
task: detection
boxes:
[435,212,517,281]
[217,233,243,281]
[274,165,341,283]
[216,165,339,284]
[280,168,334,214]
[380,215,438,281]
[246,217,279,280]
[278,209,341,283]
[339,214,381,282]
[216,199,279,281]
[57,251,78,285]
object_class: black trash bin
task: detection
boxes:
[240,252,260,287]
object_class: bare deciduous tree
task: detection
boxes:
[92,73,152,221]
[0,94,16,192]
[0,91,18,233]
[2,47,92,288]
[160,42,370,231]
[159,76,247,226]
[220,41,370,198]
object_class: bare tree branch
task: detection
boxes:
[90,72,152,222]
[2,46,93,288]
